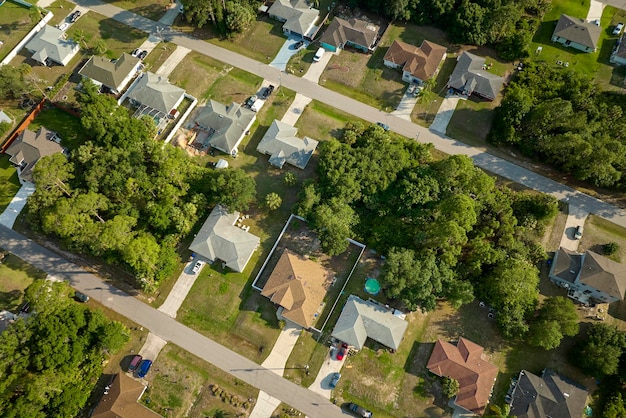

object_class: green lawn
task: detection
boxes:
[29,107,88,150]
[100,0,170,21]
[46,0,75,27]
[141,42,177,74]
[0,253,46,311]
[0,2,37,62]
[295,100,367,142]
[0,155,21,213]
[445,96,498,142]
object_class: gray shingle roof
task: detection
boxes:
[194,100,256,154]
[127,72,185,116]
[448,52,503,100]
[256,120,318,169]
[189,205,260,272]
[331,295,408,350]
[268,0,319,36]
[5,127,64,182]
[78,53,141,91]
[553,14,601,50]
[24,25,79,66]
[510,369,588,418]
[319,17,379,50]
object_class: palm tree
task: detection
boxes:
[213,409,230,418]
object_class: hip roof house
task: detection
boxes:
[268,0,319,38]
[319,17,379,53]
[448,51,504,100]
[24,25,79,66]
[383,39,447,85]
[261,249,333,328]
[78,53,142,94]
[127,72,186,119]
[91,373,161,418]
[331,295,408,350]
[193,100,256,156]
[427,338,498,415]
[256,119,318,169]
[552,14,601,53]
[189,205,260,272]
[5,127,64,182]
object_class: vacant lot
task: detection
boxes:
[0,2,36,62]
[101,0,170,21]
[0,156,21,213]
[0,252,46,311]
[295,100,366,142]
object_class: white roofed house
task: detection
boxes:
[23,25,79,66]
[256,119,318,169]
[127,72,186,120]
[192,100,256,156]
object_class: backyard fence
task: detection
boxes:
[0,10,53,66]
[0,99,47,153]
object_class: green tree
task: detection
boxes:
[225,1,255,33]
[0,64,33,99]
[265,192,282,210]
[577,323,626,376]
[529,296,579,349]
[604,242,619,256]
[312,198,357,256]
[441,377,460,398]
[94,39,107,55]
[603,392,626,418]
[284,172,297,186]
[211,168,256,212]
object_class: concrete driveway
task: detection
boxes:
[0,181,35,228]
[560,205,589,251]
[429,93,462,134]
[155,45,190,77]
[391,87,419,121]
[308,343,346,399]
[587,0,606,21]
[271,36,309,71]
[157,259,203,317]
[302,50,333,83]
[281,93,312,125]
[138,332,167,362]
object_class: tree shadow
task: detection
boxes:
[0,289,23,311]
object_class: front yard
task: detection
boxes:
[0,1,37,62]
[0,156,21,213]
[100,0,170,21]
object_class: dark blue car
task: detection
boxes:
[136,359,152,378]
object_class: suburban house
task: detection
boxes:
[551,14,601,53]
[256,119,319,169]
[610,34,626,65]
[126,72,186,120]
[319,17,379,53]
[331,295,408,351]
[91,372,161,418]
[508,369,588,418]
[426,338,498,415]
[268,0,319,39]
[188,205,260,273]
[23,25,79,66]
[383,39,447,85]
[78,53,142,94]
[4,127,64,182]
[549,247,626,304]
[260,249,333,329]
[193,100,256,156]
[447,51,504,100]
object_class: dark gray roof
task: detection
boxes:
[127,72,185,116]
[25,25,79,65]
[553,14,601,50]
[194,100,256,154]
[331,295,408,350]
[188,205,260,272]
[78,53,141,91]
[319,17,379,50]
[612,34,626,60]
[510,369,588,418]
[256,120,318,169]
[448,52,504,100]
[5,127,64,182]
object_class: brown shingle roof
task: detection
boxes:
[384,40,447,81]
[261,249,333,328]
[91,373,161,418]
[427,338,498,415]
[319,17,379,50]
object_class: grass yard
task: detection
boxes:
[0,252,46,311]
[100,0,170,21]
[410,55,457,126]
[0,156,21,213]
[580,214,626,264]
[46,0,76,27]
[140,42,177,74]
[29,107,88,150]
[294,100,366,142]
[285,45,318,76]
[381,23,450,50]
[530,0,625,89]
[142,343,258,417]
[0,2,37,62]
[173,16,286,63]
[445,96,498,142]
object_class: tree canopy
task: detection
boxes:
[297,123,556,336]
[0,281,128,417]
[576,323,626,376]
[528,296,579,349]
[182,0,257,34]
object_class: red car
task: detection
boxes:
[336,343,348,360]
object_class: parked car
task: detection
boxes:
[336,343,348,360]
[261,85,275,99]
[139,50,148,60]
[293,40,305,49]
[592,19,600,26]
[313,47,325,62]
[69,10,81,23]
[56,22,70,31]
[376,122,390,131]
[136,359,152,378]
[192,260,204,274]
[614,22,624,35]
[74,291,89,303]
[346,403,373,418]
[244,96,257,108]
[329,372,341,388]
[407,84,416,95]
[128,355,142,372]
[131,48,144,58]
[574,225,583,240]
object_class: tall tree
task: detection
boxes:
[577,323,626,376]
[529,296,579,350]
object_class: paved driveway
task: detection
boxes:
[155,45,190,76]
[308,344,345,399]
[560,205,589,251]
[429,94,462,134]
[271,36,309,71]
[302,50,333,83]
[0,181,35,228]
[281,93,312,125]
[157,259,202,317]
[391,88,419,121]
[587,0,606,21]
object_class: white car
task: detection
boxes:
[56,22,70,31]
[613,23,624,36]
[191,260,204,274]
[313,47,325,62]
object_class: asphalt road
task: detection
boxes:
[0,225,344,418]
[73,0,626,230]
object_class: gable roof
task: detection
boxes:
[384,40,447,81]
[613,34,626,60]
[4,127,64,182]
[194,100,256,154]
[550,247,626,300]
[188,205,260,272]
[553,14,601,50]
[448,51,504,100]
[24,25,79,65]
[331,295,408,350]
[426,338,498,415]
[510,369,588,418]
[256,120,319,169]
[319,17,379,50]
[78,53,141,91]
[268,0,319,36]
[91,373,161,418]
[127,72,185,116]
[261,249,332,328]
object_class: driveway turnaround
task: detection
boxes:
[155,45,190,77]
[560,206,589,251]
[0,225,345,418]
[0,182,35,228]
[429,94,462,134]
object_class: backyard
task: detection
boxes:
[28,106,88,150]
[0,156,21,213]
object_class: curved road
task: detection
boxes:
[73,0,626,229]
[0,225,344,418]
